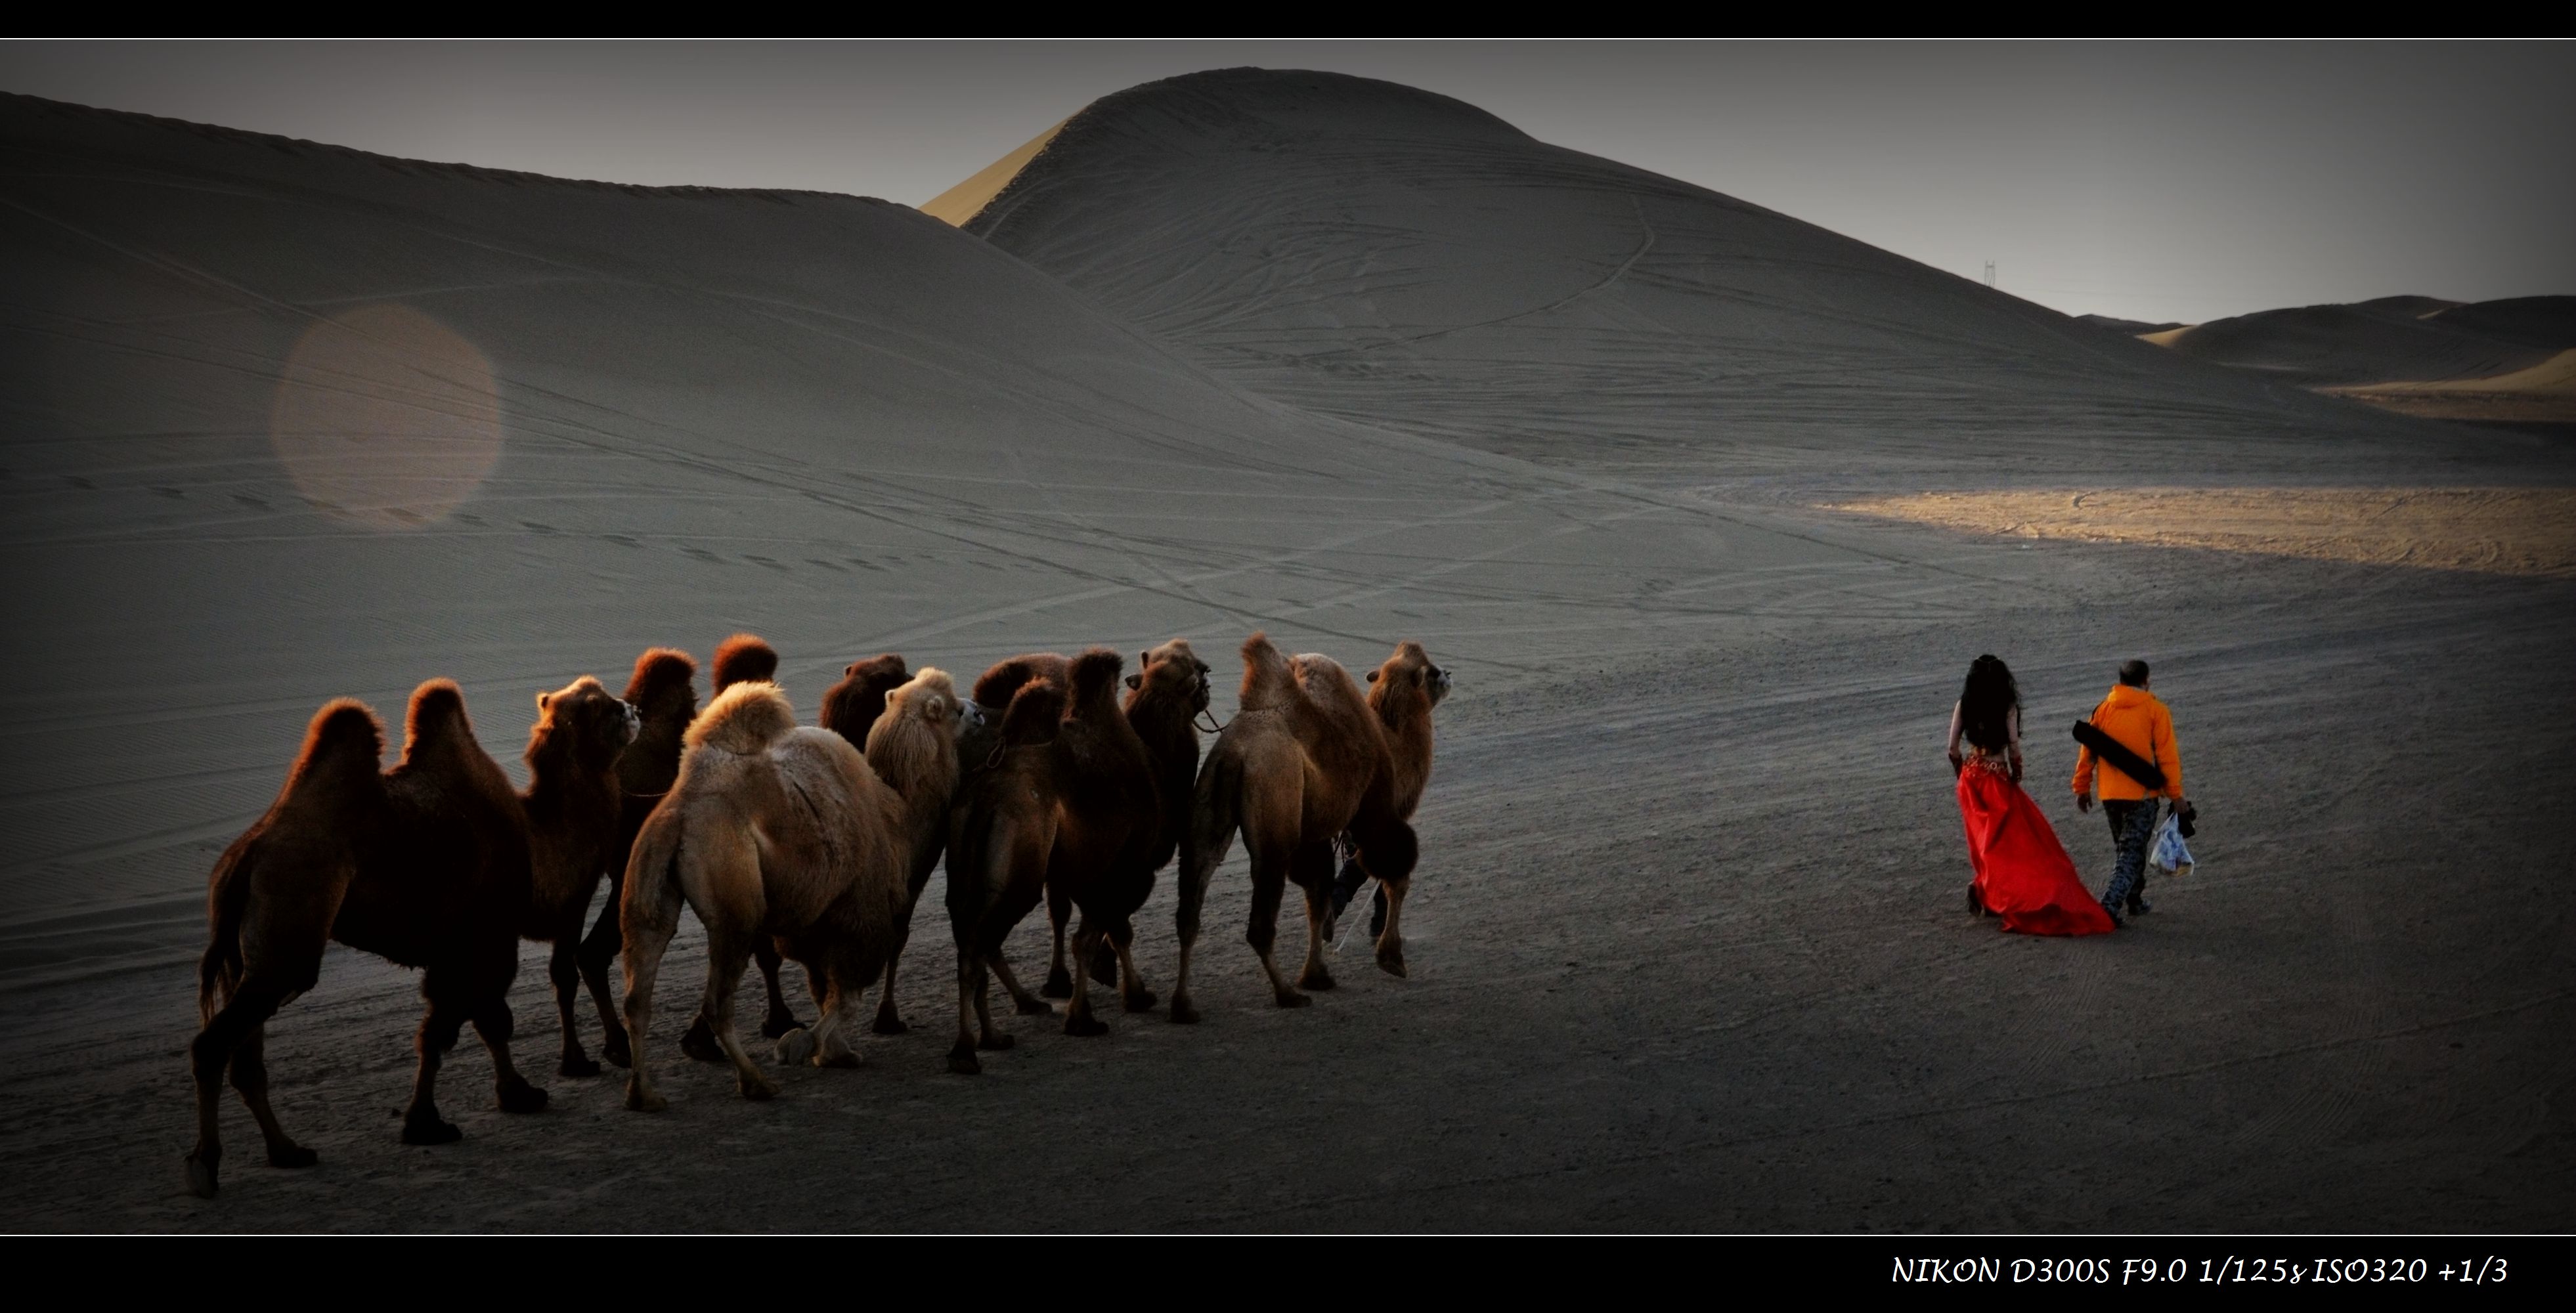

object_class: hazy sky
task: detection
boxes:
[5,40,2569,324]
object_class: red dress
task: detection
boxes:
[1957,754,2115,936]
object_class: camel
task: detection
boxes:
[678,634,808,1061]
[818,653,935,1036]
[575,647,696,1070]
[1319,641,1452,976]
[619,670,976,1109]
[1170,633,1420,1023]
[940,678,1068,1072]
[512,678,644,1077]
[186,678,617,1197]
[942,649,1159,1056]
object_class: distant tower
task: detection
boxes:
[1983,261,1996,289]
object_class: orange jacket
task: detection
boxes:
[2072,683,2182,802]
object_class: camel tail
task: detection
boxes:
[1187,749,1242,886]
[198,837,257,1025]
[619,806,688,972]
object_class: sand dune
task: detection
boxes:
[961,69,2445,466]
[1,77,2571,1231]
[2150,296,2575,390]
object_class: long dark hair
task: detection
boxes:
[1959,655,2020,752]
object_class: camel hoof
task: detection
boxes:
[871,1012,909,1036]
[1298,966,1337,991]
[1376,950,1408,979]
[1065,1016,1110,1038]
[185,1154,219,1199]
[679,1020,725,1064]
[1275,991,1312,1010]
[497,1081,549,1115]
[774,1027,818,1067]
[738,1077,779,1102]
[760,1012,804,1041]
[1013,995,1053,1017]
[1169,997,1200,1025]
[1123,989,1158,1013]
[624,1085,666,1113]
[948,1048,982,1076]
[401,1117,462,1146]
[601,1033,632,1069]
[1041,966,1074,999]
[559,1054,601,1079]
[979,1032,1016,1052]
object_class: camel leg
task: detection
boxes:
[1042,882,1074,998]
[755,941,803,1039]
[471,991,548,1115]
[1374,874,1411,978]
[1110,920,1157,1012]
[577,889,628,1069]
[185,976,292,1197]
[949,943,991,1075]
[871,944,910,1035]
[1170,858,1215,1025]
[620,905,672,1113]
[1246,841,1309,1009]
[990,949,1051,1016]
[699,923,778,1101]
[805,962,864,1069]
[401,977,471,1145]
[974,965,1013,1050]
[1294,844,1337,992]
[229,1022,317,1171]
[550,939,600,1078]
[1064,916,1111,1037]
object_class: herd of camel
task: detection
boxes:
[180,630,1451,1197]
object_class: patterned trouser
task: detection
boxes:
[2101,799,2159,913]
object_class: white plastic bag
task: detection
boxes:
[2151,813,2195,877]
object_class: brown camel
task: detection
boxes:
[943,649,1158,1054]
[577,647,696,1069]
[818,653,933,1036]
[186,678,612,1196]
[619,671,974,1109]
[1170,634,1419,1023]
[940,678,1068,1072]
[512,678,644,1077]
[1319,641,1452,976]
[678,634,806,1061]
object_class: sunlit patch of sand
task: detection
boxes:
[920,118,1071,226]
[269,303,502,531]
[2325,349,2576,424]
[1827,486,2576,578]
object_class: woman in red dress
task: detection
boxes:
[1948,655,2115,936]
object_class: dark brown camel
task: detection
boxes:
[1170,634,1419,1023]
[185,679,602,1197]
[577,647,695,1069]
[940,678,1068,1072]
[512,677,643,1077]
[1322,641,1451,976]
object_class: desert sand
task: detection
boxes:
[1,72,2569,1232]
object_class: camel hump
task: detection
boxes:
[401,679,480,763]
[624,647,697,702]
[1000,678,1066,748]
[710,634,779,692]
[974,653,1068,708]
[1068,649,1124,708]
[1236,631,1302,712]
[687,679,797,754]
[292,698,385,784]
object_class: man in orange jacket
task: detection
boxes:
[2073,658,2189,925]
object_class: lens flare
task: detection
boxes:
[269,304,502,531]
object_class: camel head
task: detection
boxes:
[709,633,779,693]
[529,674,639,775]
[1127,638,1213,716]
[1366,640,1452,711]
[868,667,978,811]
